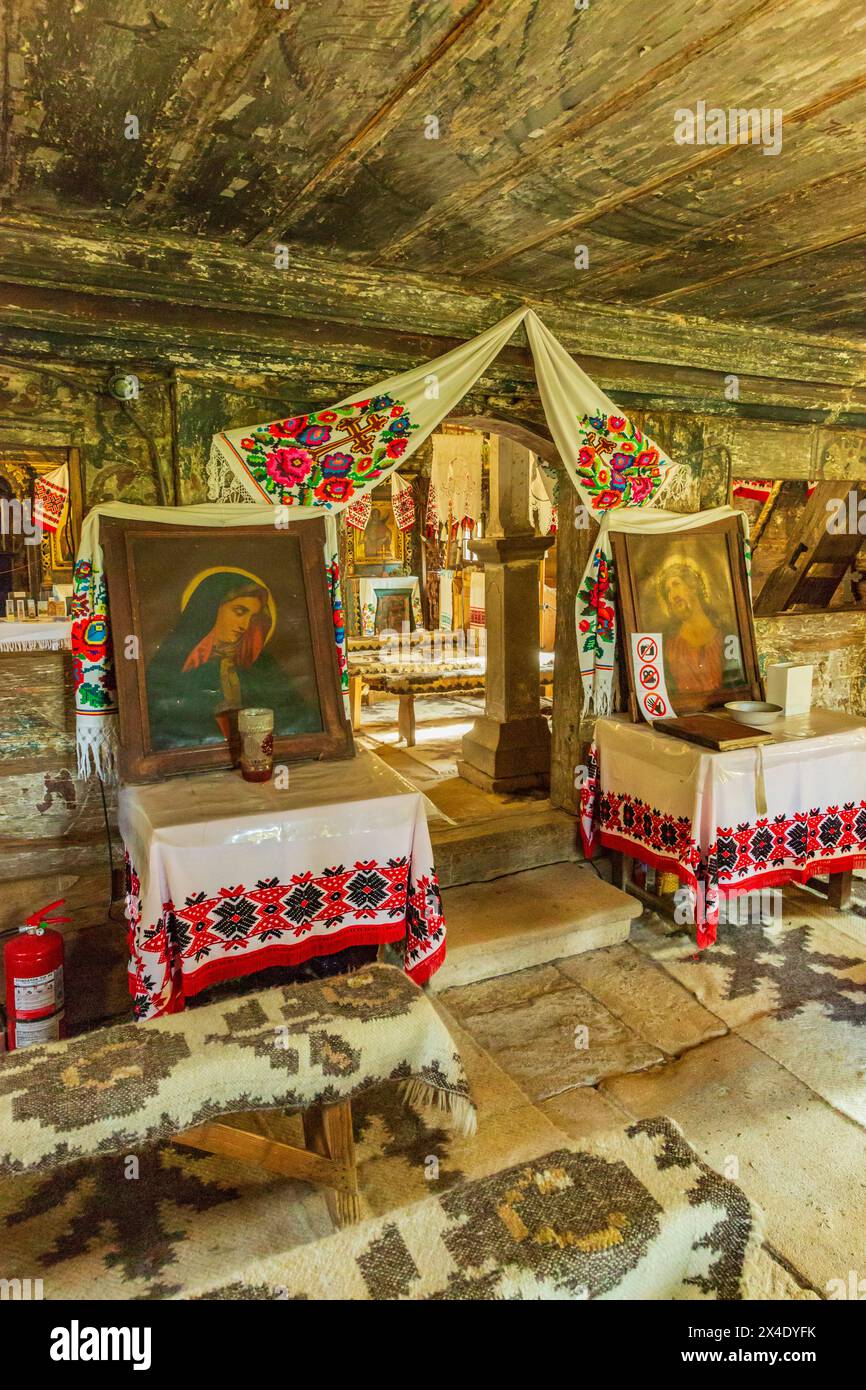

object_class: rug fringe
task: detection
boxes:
[400,1078,477,1137]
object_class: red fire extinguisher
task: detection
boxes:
[3,898,70,1051]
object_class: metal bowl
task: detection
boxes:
[724,700,783,726]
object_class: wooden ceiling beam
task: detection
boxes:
[4,209,866,380]
[246,0,498,249]
[124,6,284,222]
[578,153,866,299]
[644,224,866,308]
[469,70,866,278]
[372,0,786,265]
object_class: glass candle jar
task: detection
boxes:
[238,707,275,783]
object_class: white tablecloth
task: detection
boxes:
[581,710,866,945]
[119,751,445,1019]
[0,619,71,651]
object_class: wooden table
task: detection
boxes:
[348,659,554,746]
[582,708,866,944]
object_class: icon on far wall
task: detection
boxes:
[374,588,415,634]
[350,498,405,571]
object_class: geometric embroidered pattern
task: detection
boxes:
[580,740,866,950]
[126,857,445,1020]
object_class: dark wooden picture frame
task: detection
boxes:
[611,516,764,721]
[102,516,353,781]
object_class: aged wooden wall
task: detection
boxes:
[2,237,866,891]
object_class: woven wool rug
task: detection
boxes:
[0,965,474,1175]
[193,1118,787,1301]
[632,884,866,1032]
[0,1018,806,1300]
[0,974,810,1301]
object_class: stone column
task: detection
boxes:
[458,437,554,793]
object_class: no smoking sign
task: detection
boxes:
[630,632,676,725]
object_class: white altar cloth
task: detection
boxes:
[119,751,445,1019]
[581,709,866,946]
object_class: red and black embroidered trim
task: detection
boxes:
[126,857,445,1018]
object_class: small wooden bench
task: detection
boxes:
[348,669,554,746]
[176,1099,360,1227]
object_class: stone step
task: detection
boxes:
[432,806,582,889]
[432,861,641,992]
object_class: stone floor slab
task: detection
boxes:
[455,967,664,1100]
[558,942,728,1056]
[601,1032,866,1293]
[539,1083,635,1142]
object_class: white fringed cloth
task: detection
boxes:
[0,620,71,652]
[120,751,446,1020]
[0,964,476,1176]
[430,433,483,530]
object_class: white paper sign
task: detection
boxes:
[630,632,677,723]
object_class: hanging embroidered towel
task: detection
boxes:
[345,490,372,531]
[33,463,69,535]
[391,472,415,531]
[425,479,441,537]
[523,310,684,512]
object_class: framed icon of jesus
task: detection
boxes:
[610,516,764,720]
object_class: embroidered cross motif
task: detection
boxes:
[307,411,389,460]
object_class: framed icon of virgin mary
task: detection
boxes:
[101,515,352,780]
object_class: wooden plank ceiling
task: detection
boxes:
[2,0,865,341]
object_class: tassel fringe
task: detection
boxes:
[400,1078,477,1137]
[0,637,70,653]
[77,720,120,782]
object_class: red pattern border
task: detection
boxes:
[126,856,445,1019]
[580,742,866,947]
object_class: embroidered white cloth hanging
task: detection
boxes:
[437,568,455,631]
[207,307,682,518]
[390,471,415,531]
[33,463,69,535]
[430,432,483,530]
[345,490,372,531]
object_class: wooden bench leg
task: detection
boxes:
[349,674,363,732]
[303,1099,361,1228]
[397,692,416,747]
[827,869,853,910]
[175,1098,361,1228]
